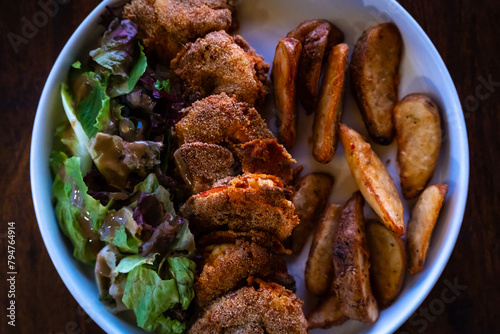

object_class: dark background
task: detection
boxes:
[0,0,498,333]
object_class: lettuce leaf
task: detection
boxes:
[122,266,180,332]
[167,257,195,310]
[51,156,108,263]
[115,253,158,274]
[154,315,185,334]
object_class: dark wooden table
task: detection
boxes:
[1,1,498,333]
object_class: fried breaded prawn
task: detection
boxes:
[174,142,235,194]
[175,93,274,145]
[235,138,296,184]
[171,31,270,106]
[179,174,299,240]
[188,280,308,334]
[123,0,235,62]
[195,238,294,307]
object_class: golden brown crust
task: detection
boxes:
[195,239,291,307]
[171,31,270,106]
[189,280,308,334]
[123,0,234,62]
[175,93,274,145]
[290,173,334,254]
[350,22,402,145]
[173,142,235,194]
[333,192,379,323]
[312,43,349,163]
[272,38,302,149]
[393,93,442,199]
[407,184,448,275]
[179,174,299,241]
[235,139,295,185]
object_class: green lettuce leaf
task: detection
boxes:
[115,253,157,274]
[112,225,142,254]
[133,173,160,195]
[167,257,196,310]
[122,266,180,332]
[154,315,185,334]
[51,156,108,263]
[108,43,147,98]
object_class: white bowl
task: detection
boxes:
[31,0,469,333]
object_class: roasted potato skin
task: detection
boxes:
[305,204,342,295]
[407,184,448,275]
[339,123,405,236]
[350,22,402,145]
[307,292,348,329]
[290,173,334,254]
[393,93,442,199]
[333,192,379,323]
[366,220,406,308]
[312,43,349,163]
[272,38,302,149]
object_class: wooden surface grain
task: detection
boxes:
[0,0,498,333]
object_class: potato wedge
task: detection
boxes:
[407,184,448,275]
[272,38,302,149]
[339,123,405,236]
[305,204,342,295]
[287,20,344,112]
[333,192,379,323]
[393,93,442,199]
[366,219,406,308]
[312,43,349,163]
[351,22,402,145]
[307,292,348,329]
[290,173,334,254]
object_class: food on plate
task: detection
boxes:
[287,19,344,112]
[235,138,295,184]
[305,203,342,295]
[173,142,235,194]
[407,184,449,275]
[350,22,403,145]
[307,292,347,329]
[312,43,349,163]
[366,219,406,307]
[272,38,302,149]
[333,192,379,323]
[174,93,273,145]
[180,174,299,241]
[189,279,308,334]
[123,0,236,62]
[171,30,270,106]
[393,93,442,199]
[290,173,334,254]
[195,236,294,307]
[339,123,405,236]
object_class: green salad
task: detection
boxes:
[50,13,195,334]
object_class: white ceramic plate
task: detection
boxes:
[31,0,469,333]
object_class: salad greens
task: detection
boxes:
[50,14,193,334]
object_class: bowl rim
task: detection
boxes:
[30,0,469,333]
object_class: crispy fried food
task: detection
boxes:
[171,31,270,106]
[290,173,334,254]
[272,38,302,149]
[235,139,295,184]
[197,230,291,255]
[312,43,349,163]
[350,22,402,145]
[195,238,294,307]
[305,204,342,295]
[366,219,406,307]
[189,280,308,334]
[339,123,405,236]
[173,142,235,194]
[175,93,274,145]
[287,20,344,112]
[333,192,379,323]
[393,93,442,199]
[307,292,347,329]
[179,174,299,240]
[123,0,235,62]
[407,184,448,275]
